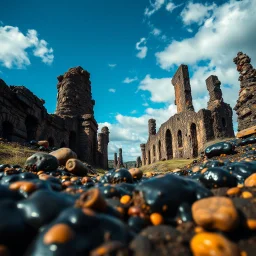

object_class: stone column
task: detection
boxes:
[172,65,194,113]
[101,126,109,169]
[233,52,256,131]
[140,143,146,166]
[114,153,117,168]
[148,119,156,136]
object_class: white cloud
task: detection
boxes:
[187,28,193,33]
[139,75,174,103]
[0,25,54,69]
[123,76,138,84]
[108,64,116,68]
[151,28,161,36]
[131,110,137,114]
[145,0,165,17]
[136,38,148,59]
[181,2,216,25]
[166,2,183,12]
[108,88,116,93]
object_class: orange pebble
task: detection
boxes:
[242,191,253,199]
[150,213,164,226]
[9,181,36,193]
[227,187,241,196]
[194,226,204,233]
[246,219,256,230]
[120,195,131,205]
[43,224,74,245]
[244,173,256,187]
[190,232,240,256]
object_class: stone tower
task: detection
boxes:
[140,143,146,166]
[171,65,194,113]
[233,52,256,131]
[56,66,95,117]
[206,75,234,138]
[98,126,109,169]
[148,119,156,136]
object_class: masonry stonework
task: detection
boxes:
[234,52,256,131]
[141,63,235,165]
[0,66,109,169]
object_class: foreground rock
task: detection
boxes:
[0,138,256,255]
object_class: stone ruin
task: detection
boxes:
[113,148,125,169]
[234,52,256,131]
[135,156,142,168]
[0,66,109,169]
[140,64,235,166]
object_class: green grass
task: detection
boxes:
[139,159,193,173]
[0,142,37,166]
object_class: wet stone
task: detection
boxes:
[205,142,234,158]
[25,152,59,172]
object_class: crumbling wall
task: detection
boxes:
[234,52,256,131]
[206,75,234,138]
[0,66,109,169]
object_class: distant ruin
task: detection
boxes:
[113,148,125,169]
[0,66,109,169]
[140,64,235,165]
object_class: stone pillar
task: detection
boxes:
[206,75,222,107]
[171,65,194,113]
[97,133,104,167]
[140,143,146,166]
[136,156,142,168]
[206,75,234,139]
[114,153,117,168]
[233,52,256,131]
[117,148,124,168]
[148,119,156,136]
[101,126,109,169]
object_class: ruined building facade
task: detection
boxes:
[0,66,109,169]
[140,64,235,165]
[234,52,256,131]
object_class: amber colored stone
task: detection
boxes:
[81,177,92,184]
[192,197,239,232]
[226,187,241,196]
[246,219,256,230]
[120,195,131,205]
[194,226,204,233]
[128,168,143,179]
[43,224,74,245]
[201,168,208,174]
[192,166,200,173]
[242,191,253,198]
[244,173,256,187]
[150,213,164,226]
[37,170,44,175]
[70,177,79,182]
[62,181,72,188]
[128,206,141,216]
[190,232,240,256]
[9,181,37,193]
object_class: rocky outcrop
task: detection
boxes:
[234,52,256,131]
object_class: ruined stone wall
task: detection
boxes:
[206,75,235,138]
[141,62,235,166]
[143,110,213,165]
[172,65,194,113]
[0,66,109,169]
[234,52,256,131]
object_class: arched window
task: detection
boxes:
[2,121,14,141]
[148,150,151,165]
[158,140,161,160]
[165,129,173,160]
[153,145,156,157]
[178,130,182,147]
[25,115,38,141]
[190,123,198,157]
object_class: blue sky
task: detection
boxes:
[1,0,256,161]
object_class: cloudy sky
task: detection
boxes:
[0,0,256,161]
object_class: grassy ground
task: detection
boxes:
[0,142,37,166]
[139,159,193,173]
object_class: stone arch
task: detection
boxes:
[25,115,38,141]
[60,141,66,148]
[158,140,161,160]
[48,137,54,147]
[148,150,151,165]
[153,145,156,157]
[69,131,77,152]
[190,123,198,158]
[1,121,14,141]
[165,129,173,160]
[178,130,183,147]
